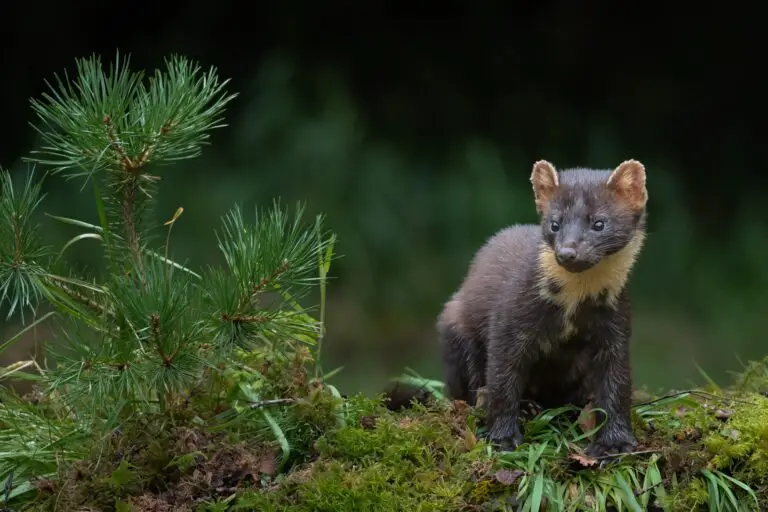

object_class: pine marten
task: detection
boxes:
[438,159,647,456]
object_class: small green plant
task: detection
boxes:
[0,52,336,507]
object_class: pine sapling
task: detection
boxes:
[0,52,337,502]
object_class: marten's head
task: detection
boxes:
[530,160,647,274]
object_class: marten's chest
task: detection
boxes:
[525,339,603,408]
[562,296,614,338]
[533,293,616,354]
[526,306,614,407]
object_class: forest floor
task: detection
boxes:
[12,353,768,512]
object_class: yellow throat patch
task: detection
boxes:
[537,232,645,320]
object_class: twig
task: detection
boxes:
[0,360,36,379]
[633,389,755,409]
[690,390,755,405]
[121,174,143,273]
[635,479,666,497]
[47,275,109,315]
[103,115,150,274]
[237,260,291,310]
[253,260,290,293]
[632,390,693,408]
[593,449,661,461]
[103,115,135,170]
[150,313,172,367]
[249,398,295,409]
[137,121,173,168]
[221,313,269,324]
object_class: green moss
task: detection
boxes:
[660,476,710,510]
[733,356,768,394]
[224,380,768,512]
[231,400,498,512]
[703,392,768,485]
[235,460,468,512]
[9,347,768,511]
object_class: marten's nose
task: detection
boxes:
[556,247,577,263]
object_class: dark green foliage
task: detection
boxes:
[0,170,51,322]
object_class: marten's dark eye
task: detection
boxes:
[592,220,605,231]
[550,221,560,232]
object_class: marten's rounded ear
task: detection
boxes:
[606,160,647,210]
[530,160,559,215]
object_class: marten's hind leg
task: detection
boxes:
[439,320,485,406]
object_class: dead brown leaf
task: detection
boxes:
[451,398,470,418]
[33,478,57,496]
[360,415,377,430]
[578,401,596,434]
[463,428,477,451]
[495,469,523,486]
[568,452,599,467]
[258,448,279,478]
[680,426,702,442]
[130,494,177,512]
[397,417,416,429]
[714,408,733,420]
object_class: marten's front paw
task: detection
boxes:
[585,430,637,458]
[489,423,524,452]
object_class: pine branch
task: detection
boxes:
[0,168,51,321]
[203,201,335,354]
[45,275,109,316]
[221,313,270,324]
[25,52,237,179]
[103,114,135,170]
[24,52,238,276]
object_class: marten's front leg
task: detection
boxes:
[485,321,539,451]
[586,301,636,457]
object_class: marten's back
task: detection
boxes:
[440,224,541,339]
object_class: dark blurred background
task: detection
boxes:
[1,2,766,395]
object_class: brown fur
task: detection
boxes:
[438,159,648,456]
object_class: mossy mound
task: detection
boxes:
[11,356,768,511]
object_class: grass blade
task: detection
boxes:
[0,311,55,356]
